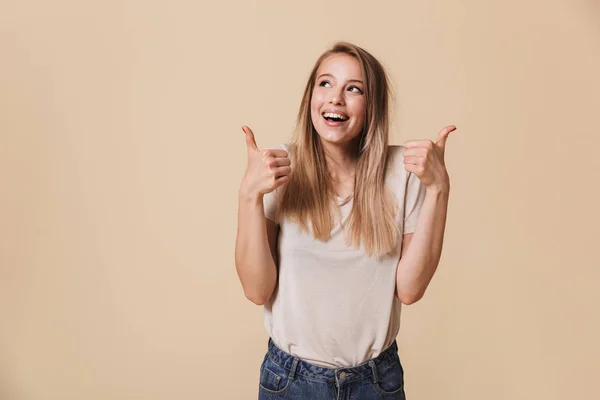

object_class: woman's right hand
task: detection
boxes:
[240,126,292,200]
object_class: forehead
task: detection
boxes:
[316,53,363,81]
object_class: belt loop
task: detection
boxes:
[369,360,378,383]
[289,357,300,380]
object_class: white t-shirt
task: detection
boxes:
[262,143,427,368]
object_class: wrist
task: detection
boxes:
[238,187,263,204]
[426,183,450,196]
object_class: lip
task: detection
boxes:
[321,109,349,127]
[321,109,349,119]
[322,114,348,127]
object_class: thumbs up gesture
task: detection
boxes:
[240,126,293,199]
[403,125,456,192]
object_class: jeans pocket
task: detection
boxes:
[259,354,293,395]
[372,356,405,397]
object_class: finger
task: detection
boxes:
[403,147,427,157]
[403,163,417,174]
[269,157,291,167]
[273,165,292,178]
[435,125,456,150]
[262,149,289,158]
[403,139,432,149]
[403,156,419,165]
[242,126,259,153]
[273,174,291,188]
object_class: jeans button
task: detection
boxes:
[339,371,346,379]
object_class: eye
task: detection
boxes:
[319,80,331,87]
[348,86,363,94]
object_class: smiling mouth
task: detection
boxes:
[322,112,349,123]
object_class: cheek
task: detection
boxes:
[311,90,325,106]
[310,93,323,119]
[351,100,366,122]
[309,103,319,126]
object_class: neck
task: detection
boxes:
[320,137,360,178]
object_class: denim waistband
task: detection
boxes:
[266,337,399,384]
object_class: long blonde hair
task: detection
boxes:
[276,42,399,260]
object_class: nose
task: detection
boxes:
[330,88,345,105]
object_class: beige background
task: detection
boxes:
[1,1,599,399]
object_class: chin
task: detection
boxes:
[316,128,359,145]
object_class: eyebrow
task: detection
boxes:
[317,73,363,84]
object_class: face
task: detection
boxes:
[310,53,366,146]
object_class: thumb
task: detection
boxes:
[242,126,259,153]
[435,125,456,152]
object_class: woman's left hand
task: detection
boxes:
[403,125,456,192]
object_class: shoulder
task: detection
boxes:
[386,145,407,171]
[265,143,291,153]
[384,145,412,191]
[387,144,405,159]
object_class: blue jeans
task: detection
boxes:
[258,337,406,399]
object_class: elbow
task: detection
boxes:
[398,290,424,305]
[396,276,428,305]
[235,259,276,306]
[243,286,273,306]
[245,291,267,306]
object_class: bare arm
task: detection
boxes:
[394,233,413,301]
[235,191,279,306]
[395,188,449,304]
[396,125,455,304]
[235,126,291,305]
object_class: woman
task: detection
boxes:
[235,41,455,399]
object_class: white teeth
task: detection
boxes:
[323,112,348,121]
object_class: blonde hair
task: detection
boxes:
[276,41,399,260]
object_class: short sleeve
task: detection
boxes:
[403,171,426,234]
[262,143,288,225]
